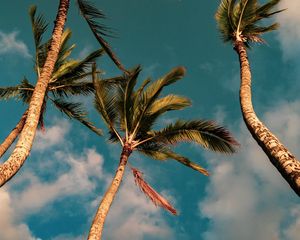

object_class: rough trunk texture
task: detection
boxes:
[0,0,70,187]
[0,110,28,158]
[235,41,300,196]
[88,144,132,240]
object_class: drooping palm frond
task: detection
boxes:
[215,0,284,45]
[36,39,51,70]
[19,78,35,103]
[49,82,95,98]
[93,64,123,143]
[77,0,128,74]
[140,120,239,154]
[51,98,103,136]
[137,143,209,175]
[131,167,177,215]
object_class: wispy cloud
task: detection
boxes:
[0,31,31,58]
[276,0,300,60]
[199,100,300,240]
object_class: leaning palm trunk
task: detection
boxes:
[235,41,300,196]
[0,110,28,158]
[88,144,131,240]
[0,0,70,187]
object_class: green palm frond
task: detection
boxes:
[34,28,74,74]
[123,67,141,138]
[29,5,48,76]
[53,29,76,73]
[50,48,105,83]
[49,82,94,98]
[51,98,103,136]
[93,64,123,143]
[36,39,51,70]
[136,95,192,136]
[131,67,186,136]
[137,144,209,175]
[77,0,128,74]
[0,86,21,100]
[215,0,236,42]
[19,78,35,103]
[216,0,283,44]
[148,95,191,115]
[139,120,239,154]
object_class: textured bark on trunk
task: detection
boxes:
[0,110,28,158]
[235,41,300,196]
[0,0,70,187]
[87,144,131,240]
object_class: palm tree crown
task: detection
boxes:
[215,0,283,45]
[0,6,110,135]
[88,65,239,239]
[94,65,239,175]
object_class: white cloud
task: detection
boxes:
[33,119,70,151]
[276,0,300,59]
[12,148,105,216]
[1,119,173,239]
[199,100,300,240]
[0,189,38,240]
[0,31,31,58]
[283,207,300,240]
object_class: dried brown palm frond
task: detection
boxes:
[131,167,177,215]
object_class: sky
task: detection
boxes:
[0,0,299,239]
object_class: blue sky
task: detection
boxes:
[0,0,300,239]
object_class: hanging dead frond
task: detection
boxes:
[131,167,177,215]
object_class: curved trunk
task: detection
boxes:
[0,0,70,187]
[0,110,28,158]
[88,144,131,240]
[235,41,300,196]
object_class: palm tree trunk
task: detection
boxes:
[0,0,70,187]
[234,41,300,196]
[88,144,132,240]
[0,110,28,158]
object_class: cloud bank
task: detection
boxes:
[0,120,174,240]
[199,100,300,240]
[276,0,300,60]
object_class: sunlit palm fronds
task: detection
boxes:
[215,0,284,45]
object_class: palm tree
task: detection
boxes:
[215,0,300,196]
[88,65,239,239]
[0,0,71,187]
[0,31,103,156]
[0,6,109,157]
